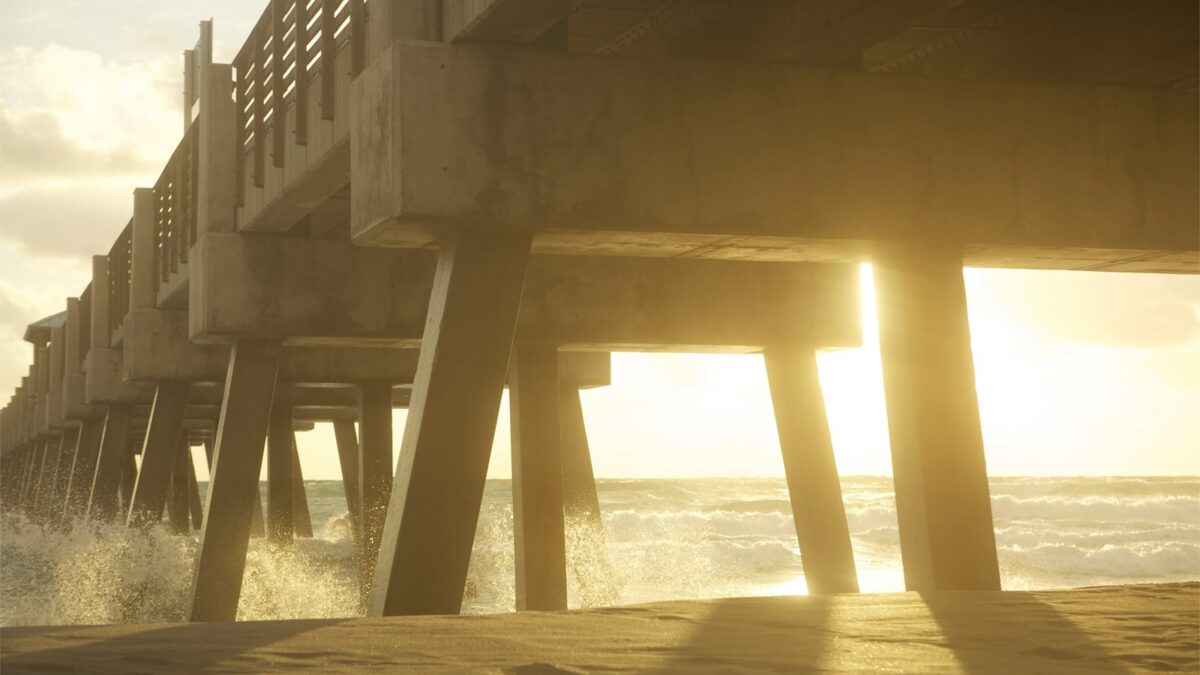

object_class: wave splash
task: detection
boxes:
[1,476,1196,626]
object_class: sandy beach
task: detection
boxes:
[2,582,1195,673]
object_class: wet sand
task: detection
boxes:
[2,582,1195,673]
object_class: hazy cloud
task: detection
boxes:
[0,103,156,182]
[0,185,132,260]
[967,269,1200,349]
[0,44,181,192]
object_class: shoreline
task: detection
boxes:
[2,582,1196,673]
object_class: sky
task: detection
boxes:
[1,1,1198,481]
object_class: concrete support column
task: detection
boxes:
[292,436,313,538]
[369,231,532,616]
[559,386,602,531]
[127,382,191,527]
[358,383,392,594]
[203,437,265,538]
[33,436,62,519]
[266,384,294,547]
[20,445,41,512]
[48,427,80,522]
[87,404,133,522]
[510,343,567,611]
[189,340,281,622]
[764,345,859,594]
[119,447,138,515]
[559,384,615,606]
[874,251,1001,592]
[168,439,192,534]
[333,420,363,543]
[63,417,104,519]
[188,450,204,530]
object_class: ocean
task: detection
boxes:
[1,476,1197,626]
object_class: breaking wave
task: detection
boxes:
[2,476,1196,626]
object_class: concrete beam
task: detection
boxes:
[191,233,860,350]
[352,42,1198,273]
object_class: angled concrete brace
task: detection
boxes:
[127,382,192,527]
[168,438,192,534]
[764,345,859,594]
[558,384,614,607]
[291,437,313,539]
[333,420,363,544]
[266,385,295,547]
[189,340,282,622]
[358,382,392,598]
[369,231,533,616]
[875,251,1001,592]
[62,417,104,519]
[510,343,567,611]
[86,404,133,522]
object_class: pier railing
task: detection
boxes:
[107,223,133,342]
[234,0,366,206]
[152,120,200,294]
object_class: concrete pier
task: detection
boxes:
[0,0,1195,627]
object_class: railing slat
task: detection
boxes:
[294,0,309,145]
[253,26,266,188]
[235,58,247,207]
[320,0,336,122]
[350,0,365,76]
[272,0,286,169]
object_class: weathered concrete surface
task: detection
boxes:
[191,233,860,350]
[352,42,1198,273]
[85,349,154,405]
[123,310,228,382]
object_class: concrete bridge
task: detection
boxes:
[1,0,1196,623]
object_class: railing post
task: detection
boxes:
[368,0,440,61]
[198,63,237,234]
[131,188,157,310]
[91,256,111,349]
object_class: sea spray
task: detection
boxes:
[2,476,1197,626]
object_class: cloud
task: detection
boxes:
[0,103,155,182]
[966,269,1200,349]
[0,44,181,192]
[0,184,133,260]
